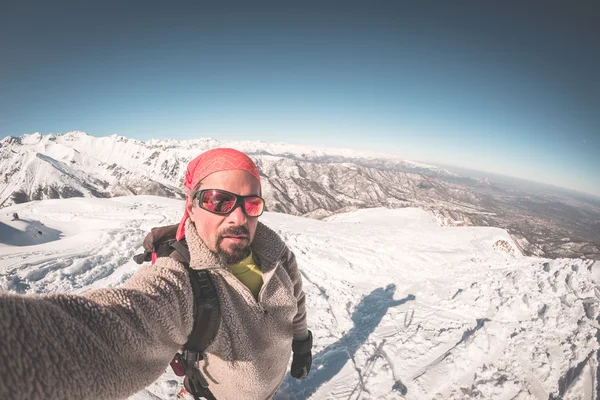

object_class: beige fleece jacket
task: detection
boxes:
[0,220,307,400]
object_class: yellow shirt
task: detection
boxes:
[228,252,263,300]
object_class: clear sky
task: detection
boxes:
[1,1,599,196]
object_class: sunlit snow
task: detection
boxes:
[1,196,598,399]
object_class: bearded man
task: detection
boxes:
[0,148,312,400]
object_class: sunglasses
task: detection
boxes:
[194,189,265,217]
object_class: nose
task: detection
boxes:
[226,203,247,225]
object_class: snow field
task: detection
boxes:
[0,197,597,399]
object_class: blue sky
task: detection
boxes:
[1,1,599,196]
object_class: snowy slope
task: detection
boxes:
[0,132,461,212]
[0,132,187,207]
[3,131,598,261]
[1,197,598,399]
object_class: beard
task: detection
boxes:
[215,225,252,264]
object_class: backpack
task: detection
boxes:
[134,224,219,400]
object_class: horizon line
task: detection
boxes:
[4,130,599,200]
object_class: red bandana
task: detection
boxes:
[176,148,261,240]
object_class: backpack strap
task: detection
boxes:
[171,239,191,265]
[170,239,220,350]
[185,270,220,352]
[170,240,219,400]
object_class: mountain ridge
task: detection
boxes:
[2,131,599,260]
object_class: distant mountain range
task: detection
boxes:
[2,131,599,260]
[0,131,465,214]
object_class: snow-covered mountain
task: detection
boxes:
[0,131,462,216]
[0,132,187,205]
[1,196,598,399]
[2,131,599,260]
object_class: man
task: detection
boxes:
[0,148,312,400]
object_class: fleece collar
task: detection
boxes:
[184,219,286,272]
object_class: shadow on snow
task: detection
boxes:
[0,219,63,246]
[281,284,415,399]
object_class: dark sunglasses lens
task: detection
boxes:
[200,190,237,213]
[244,197,265,217]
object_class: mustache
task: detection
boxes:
[219,225,250,238]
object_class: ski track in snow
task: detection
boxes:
[1,197,598,400]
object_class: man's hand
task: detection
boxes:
[290,331,313,379]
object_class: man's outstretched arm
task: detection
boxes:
[0,258,194,400]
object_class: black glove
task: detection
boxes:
[290,330,313,379]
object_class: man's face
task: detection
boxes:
[187,169,261,264]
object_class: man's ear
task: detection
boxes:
[186,196,195,215]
